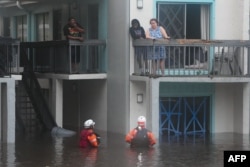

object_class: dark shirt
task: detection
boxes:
[129,27,146,40]
[63,23,83,39]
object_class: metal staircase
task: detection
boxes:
[15,45,57,135]
[15,82,44,134]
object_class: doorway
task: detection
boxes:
[159,96,210,136]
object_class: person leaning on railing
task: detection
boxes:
[146,18,170,76]
[63,17,85,73]
[129,19,149,75]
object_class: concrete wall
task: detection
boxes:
[63,80,107,132]
[130,81,147,129]
[213,83,246,133]
[79,80,107,132]
[215,0,249,40]
[214,84,235,132]
[233,83,243,133]
[129,0,154,30]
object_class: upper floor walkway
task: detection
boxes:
[1,37,250,82]
[132,39,250,82]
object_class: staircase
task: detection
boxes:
[15,44,57,135]
[15,82,44,135]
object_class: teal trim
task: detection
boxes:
[161,70,209,76]
[210,3,215,39]
[11,17,17,39]
[159,82,215,97]
[27,13,32,41]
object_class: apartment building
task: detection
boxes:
[0,0,250,143]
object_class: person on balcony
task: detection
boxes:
[63,17,85,73]
[129,19,149,75]
[125,116,156,148]
[79,119,100,148]
[146,18,170,76]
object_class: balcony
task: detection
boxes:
[132,39,250,78]
[20,40,106,75]
[0,37,20,77]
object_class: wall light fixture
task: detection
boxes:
[137,0,143,9]
[137,93,143,103]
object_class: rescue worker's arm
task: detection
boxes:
[125,129,137,143]
[147,132,156,146]
[87,133,99,147]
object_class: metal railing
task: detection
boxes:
[133,39,250,77]
[20,39,106,74]
[0,37,20,77]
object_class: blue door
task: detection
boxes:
[160,96,210,136]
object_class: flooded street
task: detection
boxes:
[0,131,250,167]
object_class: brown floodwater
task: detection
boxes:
[0,131,249,167]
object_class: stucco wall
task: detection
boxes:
[130,81,147,129]
[214,83,243,133]
[215,0,248,39]
[130,0,154,31]
[79,80,107,132]
[233,83,243,133]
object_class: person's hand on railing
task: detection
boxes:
[165,36,171,40]
[78,37,84,42]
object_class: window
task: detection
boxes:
[3,17,11,37]
[36,12,49,41]
[157,3,210,40]
[16,15,27,42]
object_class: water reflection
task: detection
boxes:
[0,132,249,167]
[80,148,98,167]
[125,147,155,167]
[53,137,63,166]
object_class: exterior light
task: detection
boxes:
[137,0,143,9]
[137,94,143,103]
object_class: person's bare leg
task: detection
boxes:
[160,59,165,76]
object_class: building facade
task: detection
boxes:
[0,0,250,143]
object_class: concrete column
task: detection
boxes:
[1,80,15,143]
[7,80,15,143]
[242,83,250,134]
[0,83,2,141]
[107,0,130,135]
[149,78,160,139]
[51,79,63,127]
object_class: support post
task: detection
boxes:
[51,79,63,127]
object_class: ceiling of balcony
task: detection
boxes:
[0,0,39,8]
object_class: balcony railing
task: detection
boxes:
[20,39,106,74]
[0,37,20,77]
[133,39,250,77]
